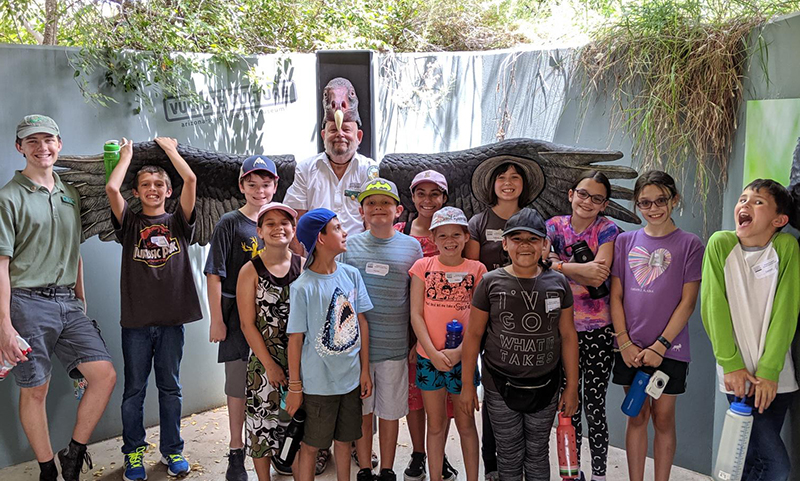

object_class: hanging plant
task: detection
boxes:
[577,0,782,213]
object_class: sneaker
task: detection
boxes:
[271,456,293,476]
[403,452,427,481]
[225,448,248,481]
[315,448,331,476]
[351,443,379,468]
[484,471,499,481]
[357,467,375,481]
[123,446,148,481]
[442,455,458,481]
[161,454,191,477]
[378,468,398,481]
[57,443,93,481]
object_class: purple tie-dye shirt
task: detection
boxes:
[546,215,619,332]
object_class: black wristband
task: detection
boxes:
[657,335,672,349]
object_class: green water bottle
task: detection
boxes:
[103,140,120,182]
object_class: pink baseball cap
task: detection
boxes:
[257,202,298,222]
[410,170,448,194]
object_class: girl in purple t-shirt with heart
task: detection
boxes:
[609,170,704,481]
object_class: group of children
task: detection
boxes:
[109,139,798,481]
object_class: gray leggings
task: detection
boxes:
[484,388,558,481]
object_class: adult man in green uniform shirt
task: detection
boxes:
[0,115,117,481]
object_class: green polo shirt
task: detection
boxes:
[0,171,82,288]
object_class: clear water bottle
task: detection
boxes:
[0,336,32,381]
[621,370,651,417]
[556,413,579,479]
[713,398,753,481]
[103,140,121,182]
[276,409,306,466]
[445,320,463,349]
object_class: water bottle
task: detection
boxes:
[556,413,579,479]
[0,336,32,381]
[621,370,651,417]
[103,140,121,182]
[276,409,306,466]
[445,320,463,349]
[713,398,753,481]
[569,240,609,299]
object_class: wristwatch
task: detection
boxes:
[657,335,672,349]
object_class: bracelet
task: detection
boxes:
[645,347,664,358]
[613,330,628,338]
[657,335,672,349]
[554,261,564,273]
[288,388,303,393]
[288,380,303,384]
[616,340,633,352]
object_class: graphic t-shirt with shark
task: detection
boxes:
[287,262,373,396]
[611,228,704,363]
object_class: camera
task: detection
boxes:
[645,370,670,399]
[568,240,609,299]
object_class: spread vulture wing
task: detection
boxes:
[789,136,800,229]
[55,141,295,246]
[380,138,641,224]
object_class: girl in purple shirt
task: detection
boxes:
[610,171,703,481]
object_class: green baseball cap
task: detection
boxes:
[16,115,60,139]
[358,177,400,203]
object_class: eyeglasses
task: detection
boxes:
[574,189,607,205]
[635,197,671,210]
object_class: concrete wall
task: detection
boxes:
[0,45,318,468]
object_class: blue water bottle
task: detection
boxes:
[621,370,651,417]
[445,320,463,349]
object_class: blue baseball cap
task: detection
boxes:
[296,208,338,260]
[239,155,278,181]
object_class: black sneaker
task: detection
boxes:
[357,467,375,481]
[271,456,293,476]
[404,452,427,481]
[442,455,458,481]
[225,448,248,481]
[57,444,93,481]
[378,468,398,481]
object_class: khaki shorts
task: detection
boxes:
[224,359,248,398]
[302,387,362,448]
[362,358,409,420]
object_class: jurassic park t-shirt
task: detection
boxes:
[113,203,202,328]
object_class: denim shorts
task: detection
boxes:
[10,287,112,388]
[415,354,479,395]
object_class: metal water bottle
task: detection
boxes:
[713,398,753,481]
[556,413,579,479]
[621,370,651,417]
[445,320,463,349]
[569,240,609,299]
[276,409,306,466]
[103,140,121,182]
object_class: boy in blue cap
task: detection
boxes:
[285,208,373,481]
[204,155,280,480]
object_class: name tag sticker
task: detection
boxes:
[486,229,504,242]
[752,258,778,279]
[61,195,76,206]
[365,262,390,276]
[151,235,169,247]
[545,298,560,313]
[445,272,466,284]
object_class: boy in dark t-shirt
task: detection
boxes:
[106,137,201,481]
[203,155,279,481]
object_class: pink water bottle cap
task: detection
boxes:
[558,413,572,424]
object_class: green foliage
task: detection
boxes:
[578,0,799,219]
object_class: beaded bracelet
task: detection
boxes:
[614,340,633,352]
[288,387,303,394]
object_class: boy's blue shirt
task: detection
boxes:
[287,261,373,395]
